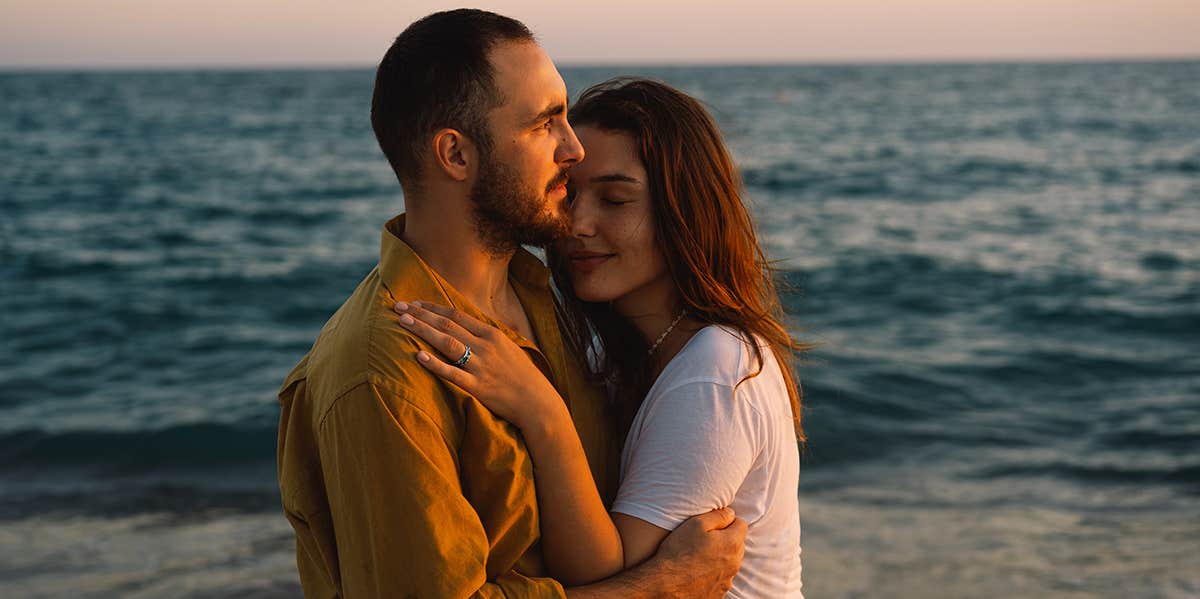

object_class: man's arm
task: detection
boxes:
[566,508,748,599]
[319,383,564,598]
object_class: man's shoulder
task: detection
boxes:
[278,266,461,432]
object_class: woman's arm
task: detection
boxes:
[393,301,637,585]
[611,513,671,568]
[510,390,625,584]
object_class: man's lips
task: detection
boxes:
[547,171,569,194]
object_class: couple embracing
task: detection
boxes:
[278,8,807,598]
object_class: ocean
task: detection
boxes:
[1,62,1197,598]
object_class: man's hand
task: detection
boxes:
[564,507,746,599]
[652,507,747,597]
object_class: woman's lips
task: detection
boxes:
[568,253,613,272]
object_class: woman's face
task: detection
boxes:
[559,126,672,316]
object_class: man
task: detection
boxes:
[277,9,745,598]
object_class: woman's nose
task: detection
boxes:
[568,198,595,238]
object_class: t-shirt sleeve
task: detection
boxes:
[610,379,761,531]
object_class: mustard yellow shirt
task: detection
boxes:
[278,215,619,598]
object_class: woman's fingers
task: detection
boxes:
[394,301,481,392]
[393,301,473,364]
[412,301,494,338]
[398,301,476,341]
[415,350,477,392]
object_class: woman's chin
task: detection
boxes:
[572,284,616,304]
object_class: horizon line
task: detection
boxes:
[2,54,1198,73]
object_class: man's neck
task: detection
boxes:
[401,201,519,322]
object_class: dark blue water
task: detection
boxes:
[2,63,1198,598]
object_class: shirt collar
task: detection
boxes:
[380,213,551,292]
[378,213,553,348]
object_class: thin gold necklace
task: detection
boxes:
[647,310,686,357]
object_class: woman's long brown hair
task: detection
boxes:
[551,78,815,440]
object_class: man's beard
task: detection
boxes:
[469,155,569,255]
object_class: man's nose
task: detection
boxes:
[557,121,585,166]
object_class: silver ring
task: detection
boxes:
[453,345,472,367]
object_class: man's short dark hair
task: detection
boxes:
[371,9,535,187]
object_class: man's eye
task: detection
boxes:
[541,119,553,131]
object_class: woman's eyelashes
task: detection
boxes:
[563,185,632,207]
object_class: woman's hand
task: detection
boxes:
[392,300,565,431]
[395,300,625,584]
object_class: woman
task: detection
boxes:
[395,78,809,597]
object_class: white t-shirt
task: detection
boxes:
[611,325,804,599]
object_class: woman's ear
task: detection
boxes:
[431,128,475,182]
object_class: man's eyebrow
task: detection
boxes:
[527,102,566,126]
[589,173,641,184]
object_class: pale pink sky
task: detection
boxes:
[2,0,1198,68]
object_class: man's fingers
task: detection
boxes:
[689,507,737,532]
[412,301,493,338]
[713,516,747,552]
[709,515,748,552]
[728,517,748,554]
[729,516,748,538]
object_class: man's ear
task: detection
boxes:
[431,128,474,182]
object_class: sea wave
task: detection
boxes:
[0,423,277,475]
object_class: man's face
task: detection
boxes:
[468,42,584,254]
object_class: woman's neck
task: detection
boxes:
[612,286,700,378]
[612,279,681,346]
[647,318,703,377]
